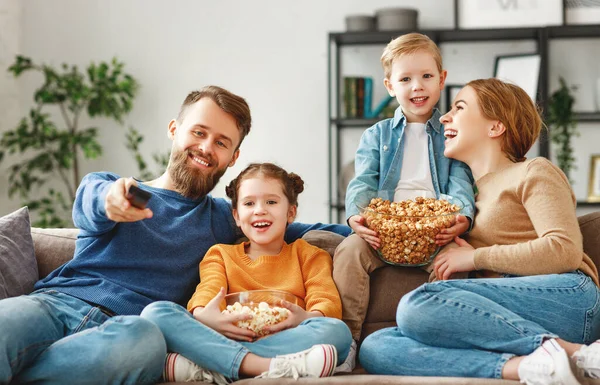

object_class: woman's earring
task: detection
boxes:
[489,132,493,137]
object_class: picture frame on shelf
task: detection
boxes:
[565,0,600,25]
[494,53,541,102]
[588,155,600,202]
[456,0,563,29]
[444,84,464,113]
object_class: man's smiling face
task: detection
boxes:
[167,97,241,199]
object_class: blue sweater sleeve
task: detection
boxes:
[284,222,351,243]
[73,172,119,234]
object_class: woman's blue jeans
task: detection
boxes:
[141,301,353,381]
[359,272,600,379]
[0,290,166,385]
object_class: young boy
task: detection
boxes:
[332,33,476,370]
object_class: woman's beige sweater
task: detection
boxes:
[468,157,598,286]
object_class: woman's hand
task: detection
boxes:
[262,301,321,335]
[435,215,470,246]
[349,215,381,250]
[192,288,257,342]
[433,237,476,280]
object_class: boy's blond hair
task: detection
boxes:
[381,33,443,79]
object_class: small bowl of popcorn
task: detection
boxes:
[223,290,301,336]
[359,196,462,267]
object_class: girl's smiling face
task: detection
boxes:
[233,176,296,254]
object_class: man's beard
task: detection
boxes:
[168,149,228,199]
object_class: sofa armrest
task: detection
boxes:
[579,212,600,267]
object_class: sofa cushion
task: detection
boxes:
[579,212,600,267]
[302,230,346,257]
[30,227,78,278]
[362,267,428,342]
[0,207,39,299]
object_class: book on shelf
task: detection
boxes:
[343,77,396,120]
[343,76,373,119]
[370,95,394,119]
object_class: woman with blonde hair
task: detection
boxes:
[359,78,600,385]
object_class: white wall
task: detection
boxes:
[0,0,598,222]
[0,0,455,222]
[0,0,20,214]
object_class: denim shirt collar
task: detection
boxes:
[391,107,443,134]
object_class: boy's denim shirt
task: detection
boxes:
[345,106,475,224]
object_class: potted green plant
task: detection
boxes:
[0,56,144,227]
[547,77,579,183]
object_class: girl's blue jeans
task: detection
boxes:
[359,272,600,379]
[0,289,166,385]
[141,301,353,381]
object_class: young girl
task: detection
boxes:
[141,163,352,383]
[359,79,600,385]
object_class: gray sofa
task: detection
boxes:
[29,211,600,384]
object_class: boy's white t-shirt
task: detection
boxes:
[394,122,436,202]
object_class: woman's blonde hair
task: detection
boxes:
[380,33,443,79]
[466,78,543,162]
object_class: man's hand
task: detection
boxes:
[192,288,257,342]
[105,178,153,222]
[435,215,470,246]
[262,300,321,335]
[348,215,380,250]
[433,237,476,280]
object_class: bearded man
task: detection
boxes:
[0,86,351,385]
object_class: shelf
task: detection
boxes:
[548,24,600,39]
[330,25,600,46]
[331,118,380,128]
[575,112,600,123]
[330,27,540,46]
[577,201,600,207]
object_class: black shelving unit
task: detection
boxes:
[327,23,600,223]
[577,201,600,207]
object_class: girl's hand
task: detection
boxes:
[433,237,476,280]
[192,288,257,342]
[435,215,470,246]
[348,215,381,250]
[262,300,321,334]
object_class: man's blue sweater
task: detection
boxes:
[35,172,351,315]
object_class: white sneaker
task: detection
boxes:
[257,344,337,379]
[334,339,357,373]
[163,353,229,384]
[518,339,581,385]
[573,340,600,378]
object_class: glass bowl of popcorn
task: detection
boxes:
[359,196,462,267]
[223,290,301,336]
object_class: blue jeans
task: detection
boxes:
[0,290,166,385]
[141,301,353,381]
[360,272,600,379]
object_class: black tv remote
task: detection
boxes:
[126,185,152,209]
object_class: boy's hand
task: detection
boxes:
[105,177,153,222]
[433,237,476,280]
[348,215,381,250]
[192,288,257,342]
[262,300,321,335]
[435,215,469,246]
